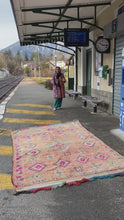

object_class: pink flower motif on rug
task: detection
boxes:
[29,163,47,172]
[76,156,89,163]
[46,140,71,151]
[54,158,71,168]
[95,153,109,160]
[26,150,40,156]
[83,141,95,147]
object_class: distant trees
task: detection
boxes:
[30,51,53,77]
[40,60,50,77]
[15,51,23,65]
[57,52,64,61]
[3,50,16,74]
[24,52,29,61]
[24,66,30,77]
[0,52,6,68]
[14,66,24,76]
[30,51,42,62]
[0,50,24,75]
[0,47,69,77]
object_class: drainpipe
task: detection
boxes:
[81,47,83,94]
[112,38,116,114]
[74,47,78,91]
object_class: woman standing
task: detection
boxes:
[51,66,66,110]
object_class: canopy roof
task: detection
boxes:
[10,0,112,46]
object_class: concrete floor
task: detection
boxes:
[0,78,124,220]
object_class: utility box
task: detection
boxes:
[120,48,124,131]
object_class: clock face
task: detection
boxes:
[95,38,110,53]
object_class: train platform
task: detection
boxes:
[1,77,124,152]
[0,77,124,220]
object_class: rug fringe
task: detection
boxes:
[32,179,90,193]
[66,178,90,186]
[32,173,124,193]
[33,186,52,193]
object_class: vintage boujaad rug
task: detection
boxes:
[11,120,124,193]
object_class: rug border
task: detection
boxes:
[11,120,124,193]
[14,169,124,193]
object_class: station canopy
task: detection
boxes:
[10,0,112,46]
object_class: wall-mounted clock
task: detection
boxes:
[95,37,110,53]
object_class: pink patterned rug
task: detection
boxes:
[11,120,124,193]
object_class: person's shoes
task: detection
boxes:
[57,107,62,110]
[53,108,57,111]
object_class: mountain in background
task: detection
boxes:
[1,41,73,59]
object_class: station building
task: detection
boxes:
[10,0,124,117]
[76,0,124,116]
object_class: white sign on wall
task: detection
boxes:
[97,77,100,90]
[122,48,124,57]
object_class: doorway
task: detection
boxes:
[86,49,92,96]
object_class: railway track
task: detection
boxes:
[0,76,23,100]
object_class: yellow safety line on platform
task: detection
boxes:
[4,118,61,125]
[0,146,12,156]
[6,108,55,115]
[0,128,12,136]
[12,104,52,108]
[0,174,14,190]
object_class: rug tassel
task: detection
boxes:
[66,178,90,187]
[33,186,52,193]
[52,182,66,189]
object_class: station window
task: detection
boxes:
[95,51,103,76]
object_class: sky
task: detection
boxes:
[0,0,19,50]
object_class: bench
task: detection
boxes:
[67,90,81,100]
[80,95,103,113]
